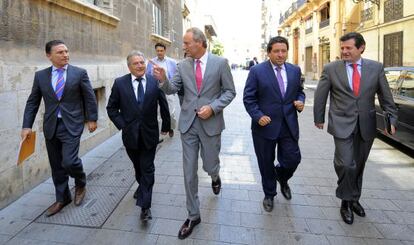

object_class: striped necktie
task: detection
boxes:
[55,68,65,100]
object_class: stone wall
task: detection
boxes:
[0,0,183,209]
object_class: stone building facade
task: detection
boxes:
[0,0,183,209]
[278,0,414,79]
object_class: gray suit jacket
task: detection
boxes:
[313,59,397,141]
[160,53,236,135]
[23,65,98,139]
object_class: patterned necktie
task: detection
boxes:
[55,68,65,100]
[195,59,202,93]
[275,66,285,97]
[136,77,144,105]
[352,63,360,96]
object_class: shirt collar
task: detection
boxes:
[52,64,68,72]
[131,74,146,82]
[196,51,208,64]
[270,61,285,71]
[156,57,166,62]
[345,58,362,67]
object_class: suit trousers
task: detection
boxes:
[126,143,156,210]
[181,117,221,220]
[45,119,86,203]
[333,121,374,201]
[252,120,301,198]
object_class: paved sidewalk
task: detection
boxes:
[1,70,413,245]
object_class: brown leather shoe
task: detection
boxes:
[178,218,201,240]
[74,186,86,206]
[46,200,71,217]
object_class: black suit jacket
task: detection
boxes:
[23,65,98,139]
[106,73,170,150]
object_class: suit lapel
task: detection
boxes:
[359,58,369,97]
[284,63,293,99]
[335,61,354,95]
[200,54,213,94]
[45,66,56,99]
[61,65,72,100]
[188,59,197,93]
[127,74,140,108]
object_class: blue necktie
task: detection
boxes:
[137,77,144,105]
[55,68,65,100]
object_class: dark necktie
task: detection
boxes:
[136,77,144,105]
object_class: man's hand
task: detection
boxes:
[21,128,32,141]
[197,105,213,120]
[88,121,97,133]
[294,100,304,112]
[384,124,396,136]
[150,60,167,82]
[315,123,324,129]
[160,131,168,135]
[258,116,271,126]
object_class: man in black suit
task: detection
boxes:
[248,57,259,69]
[21,40,98,216]
[106,51,170,221]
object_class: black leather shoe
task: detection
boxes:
[178,218,201,240]
[262,197,274,212]
[212,176,221,195]
[280,183,292,200]
[352,201,366,217]
[133,189,138,199]
[340,200,354,224]
[140,208,152,221]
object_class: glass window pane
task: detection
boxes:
[400,71,414,98]
[385,70,401,92]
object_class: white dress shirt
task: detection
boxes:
[193,51,208,79]
[270,62,288,92]
[131,74,146,100]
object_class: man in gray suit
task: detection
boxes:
[153,27,236,239]
[314,32,397,225]
[22,40,97,216]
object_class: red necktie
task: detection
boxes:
[195,59,202,93]
[352,63,360,96]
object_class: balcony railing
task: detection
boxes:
[361,7,373,21]
[305,27,313,34]
[319,19,330,29]
[279,0,307,25]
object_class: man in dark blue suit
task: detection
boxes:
[243,36,305,212]
[106,51,170,221]
[22,40,98,216]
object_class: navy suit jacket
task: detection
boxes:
[106,73,170,150]
[23,64,97,139]
[243,61,305,141]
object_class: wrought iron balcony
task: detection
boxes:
[361,7,373,21]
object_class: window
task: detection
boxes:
[152,0,163,36]
[319,3,330,28]
[399,72,414,99]
[305,16,313,34]
[383,32,403,67]
[384,69,401,93]
[384,0,403,23]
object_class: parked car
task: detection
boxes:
[375,66,414,150]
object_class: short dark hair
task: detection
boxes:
[155,43,166,50]
[267,36,289,53]
[45,40,65,54]
[340,32,366,49]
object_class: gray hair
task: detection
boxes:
[126,50,146,65]
[186,27,207,48]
